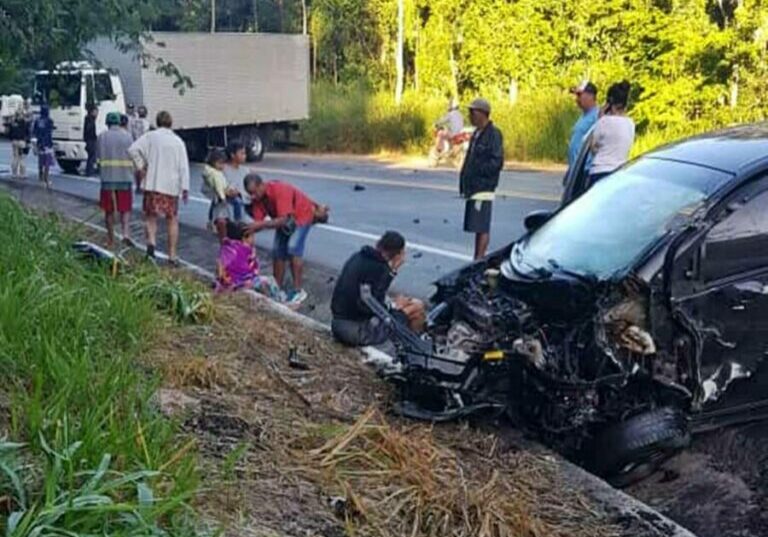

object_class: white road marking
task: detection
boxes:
[48,173,476,262]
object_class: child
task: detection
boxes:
[201,149,243,240]
[216,221,281,299]
[33,105,55,187]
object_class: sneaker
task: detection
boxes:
[122,237,137,249]
[287,289,308,306]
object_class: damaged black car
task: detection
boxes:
[365,124,768,486]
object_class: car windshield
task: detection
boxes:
[512,158,732,279]
[33,73,81,107]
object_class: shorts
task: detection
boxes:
[38,149,54,169]
[464,199,492,233]
[143,191,179,217]
[272,224,311,260]
[100,189,133,214]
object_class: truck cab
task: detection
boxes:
[33,62,125,174]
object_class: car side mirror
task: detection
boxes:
[524,210,553,232]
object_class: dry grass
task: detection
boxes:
[297,408,617,537]
[138,291,619,537]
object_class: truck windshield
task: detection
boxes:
[33,73,82,107]
[511,158,732,280]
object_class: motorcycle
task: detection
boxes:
[428,127,473,169]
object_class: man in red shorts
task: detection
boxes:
[97,112,136,248]
[129,111,190,265]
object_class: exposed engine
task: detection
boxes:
[389,263,695,454]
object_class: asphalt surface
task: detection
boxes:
[0,142,561,298]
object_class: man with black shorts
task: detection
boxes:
[459,98,504,260]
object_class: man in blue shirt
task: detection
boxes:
[567,81,599,169]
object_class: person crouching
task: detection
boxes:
[216,221,281,299]
[331,231,425,347]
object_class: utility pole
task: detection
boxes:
[211,0,216,33]
[395,0,404,105]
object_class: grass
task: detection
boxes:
[301,82,583,163]
[298,408,618,537]
[0,195,202,535]
[300,82,745,164]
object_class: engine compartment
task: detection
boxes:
[402,254,697,450]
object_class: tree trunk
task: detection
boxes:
[730,63,739,109]
[210,0,216,32]
[395,0,404,105]
[252,0,259,31]
[302,0,308,35]
[312,34,318,79]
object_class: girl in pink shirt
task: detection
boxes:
[216,222,281,299]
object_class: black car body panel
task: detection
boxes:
[367,123,768,482]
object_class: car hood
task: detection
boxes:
[432,242,603,322]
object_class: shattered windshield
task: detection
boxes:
[512,158,732,279]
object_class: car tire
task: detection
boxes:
[588,407,690,488]
[58,159,81,175]
[246,132,265,162]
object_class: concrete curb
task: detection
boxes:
[1,177,695,537]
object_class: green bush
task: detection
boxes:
[300,83,752,164]
[300,83,581,163]
[0,196,199,535]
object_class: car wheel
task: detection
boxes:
[247,133,265,162]
[58,159,81,175]
[588,407,690,488]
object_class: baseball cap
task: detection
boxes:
[468,98,491,114]
[106,112,121,126]
[571,80,598,95]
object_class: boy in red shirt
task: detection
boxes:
[244,173,329,305]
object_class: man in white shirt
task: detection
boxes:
[433,99,464,153]
[128,111,190,265]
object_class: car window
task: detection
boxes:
[94,74,114,101]
[512,158,732,279]
[702,188,768,283]
[33,73,81,107]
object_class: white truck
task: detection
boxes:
[33,32,310,174]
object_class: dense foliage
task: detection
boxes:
[308,0,768,142]
[3,0,768,158]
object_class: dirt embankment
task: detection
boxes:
[147,292,622,537]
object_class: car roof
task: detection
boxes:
[645,123,768,175]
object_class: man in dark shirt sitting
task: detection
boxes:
[331,231,425,347]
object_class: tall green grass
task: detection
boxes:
[300,83,736,163]
[0,196,199,535]
[300,82,581,163]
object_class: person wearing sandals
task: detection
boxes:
[97,112,136,248]
[243,173,329,306]
[128,111,190,265]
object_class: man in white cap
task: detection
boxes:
[459,97,504,260]
[568,81,599,169]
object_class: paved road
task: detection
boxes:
[0,142,561,297]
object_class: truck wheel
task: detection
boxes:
[587,407,690,488]
[183,136,207,163]
[58,159,81,175]
[247,133,265,162]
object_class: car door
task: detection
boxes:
[670,181,768,405]
[561,128,594,206]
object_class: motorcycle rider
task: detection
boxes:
[433,98,464,154]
